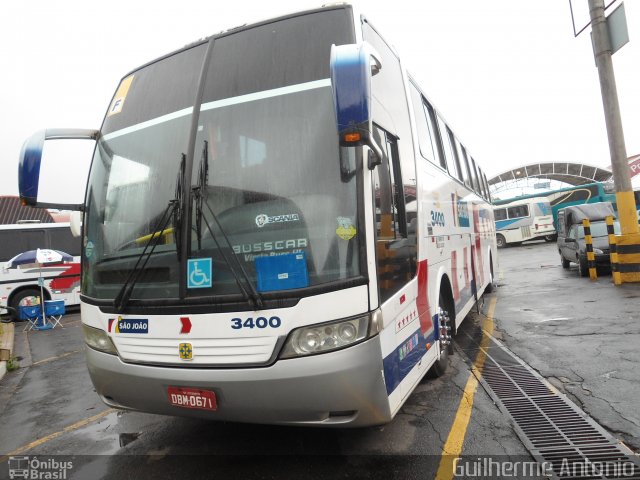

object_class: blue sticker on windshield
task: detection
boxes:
[187,258,212,289]
[255,252,308,292]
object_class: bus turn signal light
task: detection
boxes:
[343,132,361,143]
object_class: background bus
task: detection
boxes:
[18,4,496,426]
[0,222,81,317]
[494,182,616,231]
[493,197,555,247]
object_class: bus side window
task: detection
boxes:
[494,208,507,221]
[409,83,446,173]
[470,157,482,196]
[482,172,491,202]
[458,145,474,190]
[445,129,463,182]
[372,125,416,304]
[508,205,529,219]
[409,83,441,168]
[48,228,82,257]
[435,116,456,178]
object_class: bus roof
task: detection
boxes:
[492,181,611,206]
[493,196,550,208]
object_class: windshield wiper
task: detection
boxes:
[192,141,264,309]
[113,156,185,311]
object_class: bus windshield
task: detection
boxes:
[83,8,360,303]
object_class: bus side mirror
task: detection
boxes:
[18,128,99,210]
[330,43,384,170]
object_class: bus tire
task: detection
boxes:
[485,254,495,293]
[8,288,43,320]
[496,234,506,248]
[427,292,453,378]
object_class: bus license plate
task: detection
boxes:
[168,386,217,411]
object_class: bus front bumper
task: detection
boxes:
[86,335,392,427]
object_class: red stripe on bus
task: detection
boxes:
[416,260,433,334]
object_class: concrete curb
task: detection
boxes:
[0,322,15,382]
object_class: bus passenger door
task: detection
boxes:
[371,126,425,399]
[371,126,416,306]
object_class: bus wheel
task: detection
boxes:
[427,293,453,378]
[544,235,556,242]
[496,234,506,248]
[9,288,42,320]
[485,255,495,293]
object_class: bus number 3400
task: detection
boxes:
[231,316,282,329]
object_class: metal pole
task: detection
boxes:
[588,0,639,235]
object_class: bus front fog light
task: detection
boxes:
[83,324,118,355]
[279,314,373,359]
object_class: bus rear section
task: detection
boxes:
[18,4,496,427]
[0,222,81,316]
[493,197,555,247]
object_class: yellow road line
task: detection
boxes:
[32,349,84,366]
[435,296,496,480]
[0,408,115,461]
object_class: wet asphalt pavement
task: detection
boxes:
[492,240,640,452]
[1,240,637,479]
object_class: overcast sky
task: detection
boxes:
[2,0,639,203]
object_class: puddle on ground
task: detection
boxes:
[119,431,142,447]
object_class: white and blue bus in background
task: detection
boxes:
[18,4,496,426]
[493,197,555,247]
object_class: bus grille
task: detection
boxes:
[114,336,279,366]
[521,226,531,238]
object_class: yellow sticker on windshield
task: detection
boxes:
[336,216,357,240]
[107,75,135,117]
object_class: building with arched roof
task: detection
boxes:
[488,162,613,200]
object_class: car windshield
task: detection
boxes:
[576,221,620,238]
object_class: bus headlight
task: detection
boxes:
[279,310,382,359]
[83,324,118,355]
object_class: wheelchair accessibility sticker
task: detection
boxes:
[187,258,212,289]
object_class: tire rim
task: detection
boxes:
[438,306,452,354]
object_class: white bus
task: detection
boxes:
[493,197,555,247]
[18,4,496,426]
[0,222,81,317]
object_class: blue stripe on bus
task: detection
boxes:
[456,285,475,309]
[383,324,437,396]
[495,218,523,230]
